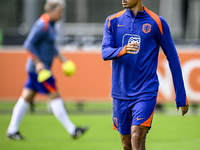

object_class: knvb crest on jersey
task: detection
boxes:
[122,34,141,54]
[142,23,151,33]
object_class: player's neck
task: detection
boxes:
[130,2,143,17]
[46,12,57,23]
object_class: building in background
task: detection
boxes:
[0,0,199,49]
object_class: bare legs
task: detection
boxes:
[120,125,148,150]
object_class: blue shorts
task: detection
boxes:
[24,72,57,94]
[113,97,157,135]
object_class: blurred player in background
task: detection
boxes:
[101,0,189,149]
[7,0,88,140]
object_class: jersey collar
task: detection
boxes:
[125,6,147,18]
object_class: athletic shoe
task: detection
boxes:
[7,131,23,140]
[71,126,89,139]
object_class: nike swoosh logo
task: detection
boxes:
[117,24,126,27]
[137,117,145,120]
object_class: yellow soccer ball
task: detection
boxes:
[37,69,52,83]
[62,60,76,76]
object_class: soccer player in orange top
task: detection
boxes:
[7,1,88,140]
[101,0,189,149]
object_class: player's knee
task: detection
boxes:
[122,143,132,150]
[48,92,60,100]
[21,90,35,102]
[23,94,34,102]
[121,140,132,150]
[131,131,140,143]
[131,126,147,146]
[121,135,132,150]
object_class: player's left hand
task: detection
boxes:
[177,105,189,116]
[126,43,139,54]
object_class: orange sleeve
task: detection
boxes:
[117,45,127,57]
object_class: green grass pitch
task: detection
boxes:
[0,102,200,150]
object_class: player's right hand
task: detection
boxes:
[177,105,189,116]
[126,43,139,54]
[35,62,45,73]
